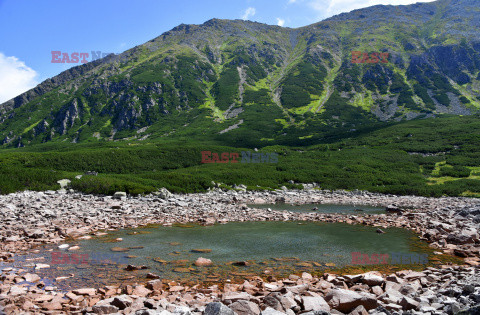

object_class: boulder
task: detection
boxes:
[302,296,330,312]
[111,295,133,310]
[146,279,163,291]
[204,302,236,315]
[23,273,40,283]
[92,300,119,314]
[260,307,285,315]
[132,285,151,297]
[398,296,419,311]
[302,272,313,280]
[263,293,284,312]
[349,305,369,315]
[386,205,402,213]
[325,289,378,313]
[73,288,96,296]
[360,272,384,286]
[195,257,213,266]
[156,188,173,200]
[8,286,26,296]
[57,179,71,188]
[285,284,309,294]
[113,192,127,200]
[446,234,474,245]
[230,300,261,315]
[146,273,160,279]
[223,292,253,304]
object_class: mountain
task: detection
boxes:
[1,0,480,148]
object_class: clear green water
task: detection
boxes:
[248,203,384,214]
[4,221,430,290]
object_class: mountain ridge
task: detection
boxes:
[1,0,479,148]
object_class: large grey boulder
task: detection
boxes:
[113,192,127,200]
[92,304,119,314]
[230,300,261,315]
[204,302,236,315]
[398,296,419,311]
[302,296,330,313]
[155,187,172,199]
[263,293,285,312]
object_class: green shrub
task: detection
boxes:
[439,165,471,177]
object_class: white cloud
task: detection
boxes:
[310,0,437,17]
[0,53,39,104]
[277,18,286,26]
[241,7,256,20]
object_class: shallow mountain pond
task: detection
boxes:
[4,221,431,291]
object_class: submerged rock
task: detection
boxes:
[191,249,212,253]
[195,257,213,266]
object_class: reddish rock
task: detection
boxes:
[43,301,63,310]
[147,280,164,291]
[73,288,96,296]
[132,285,151,297]
[325,288,378,313]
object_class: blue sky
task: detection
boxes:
[0,0,436,103]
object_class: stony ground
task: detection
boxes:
[0,188,480,314]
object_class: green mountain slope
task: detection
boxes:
[1,0,480,148]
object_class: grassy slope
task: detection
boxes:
[1,114,480,197]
